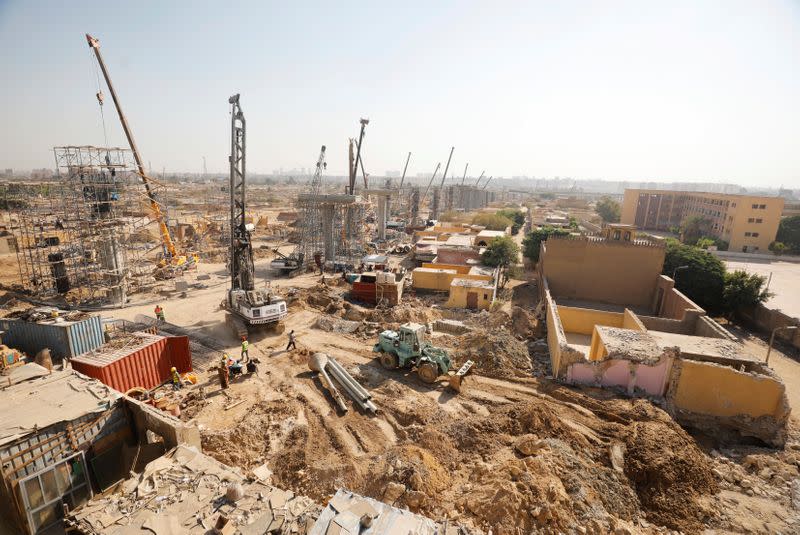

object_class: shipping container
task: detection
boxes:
[0,315,104,360]
[71,333,192,393]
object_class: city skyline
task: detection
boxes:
[1,1,798,188]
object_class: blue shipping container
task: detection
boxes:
[0,315,105,360]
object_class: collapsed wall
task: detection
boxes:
[666,359,790,447]
[542,279,791,446]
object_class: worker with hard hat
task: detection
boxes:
[170,366,182,390]
[241,337,250,361]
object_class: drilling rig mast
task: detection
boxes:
[223,94,287,334]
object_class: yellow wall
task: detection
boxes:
[623,309,647,331]
[622,189,784,253]
[543,238,665,308]
[411,268,457,291]
[422,262,471,274]
[673,360,786,418]
[556,305,623,335]
[445,281,493,310]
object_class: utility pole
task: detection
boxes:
[461,163,468,185]
[439,146,455,188]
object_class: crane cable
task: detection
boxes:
[89,48,110,152]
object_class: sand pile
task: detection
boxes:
[364,297,441,325]
[455,330,532,379]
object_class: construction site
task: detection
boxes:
[1,31,800,535]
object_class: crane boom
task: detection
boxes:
[86,34,177,261]
[398,152,411,191]
[349,118,369,194]
[421,162,441,205]
[474,170,485,186]
[439,146,454,188]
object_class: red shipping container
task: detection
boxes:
[71,332,192,393]
[351,281,377,304]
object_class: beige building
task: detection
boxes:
[621,189,784,253]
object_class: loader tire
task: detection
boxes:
[418,362,439,384]
[380,352,399,370]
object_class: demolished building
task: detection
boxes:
[538,231,790,446]
[0,364,200,534]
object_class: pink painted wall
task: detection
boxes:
[566,357,672,397]
[599,360,631,388]
[634,357,671,396]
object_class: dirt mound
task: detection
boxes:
[364,297,441,324]
[362,444,452,510]
[623,420,718,532]
[201,399,298,469]
[456,330,532,379]
[510,306,534,338]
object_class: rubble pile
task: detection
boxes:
[67,445,321,534]
[455,330,533,379]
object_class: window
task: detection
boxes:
[756,218,762,223]
[759,204,766,209]
[752,203,759,209]
[752,232,759,237]
[754,246,760,251]
[745,232,752,237]
[484,294,488,300]
[732,202,737,207]
[748,218,755,223]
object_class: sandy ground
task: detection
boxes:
[124,271,800,534]
[724,259,800,318]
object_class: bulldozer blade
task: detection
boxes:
[448,360,474,393]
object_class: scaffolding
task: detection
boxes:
[14,146,161,307]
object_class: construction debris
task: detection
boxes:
[66,445,321,534]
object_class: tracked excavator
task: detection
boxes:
[221,94,287,337]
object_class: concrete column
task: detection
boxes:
[376,194,388,240]
[322,204,335,260]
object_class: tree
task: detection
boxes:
[439,210,462,222]
[522,226,571,263]
[472,213,513,231]
[481,236,520,288]
[595,196,621,223]
[776,215,800,253]
[680,216,711,245]
[696,236,729,251]
[496,208,526,234]
[722,270,773,317]
[769,241,787,256]
[662,239,726,313]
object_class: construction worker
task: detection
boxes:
[286,330,297,351]
[170,366,183,390]
[154,305,165,322]
[218,354,230,389]
[241,337,249,361]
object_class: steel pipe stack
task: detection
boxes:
[308,352,377,414]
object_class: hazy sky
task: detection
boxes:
[1,1,798,187]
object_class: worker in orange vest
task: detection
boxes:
[154,305,165,322]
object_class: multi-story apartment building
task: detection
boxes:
[621,189,784,253]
